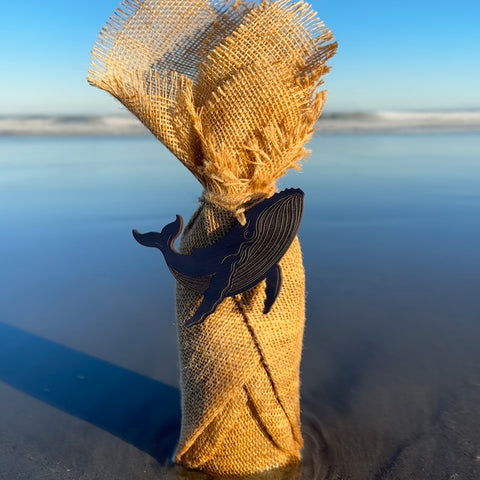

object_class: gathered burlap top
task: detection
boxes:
[88,0,335,475]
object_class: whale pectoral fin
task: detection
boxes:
[263,264,282,314]
[185,274,229,327]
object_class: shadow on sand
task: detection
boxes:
[0,321,181,463]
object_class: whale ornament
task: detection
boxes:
[133,188,304,326]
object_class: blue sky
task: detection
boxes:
[1,0,479,115]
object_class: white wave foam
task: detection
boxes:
[317,110,480,133]
[1,111,480,136]
[0,115,148,136]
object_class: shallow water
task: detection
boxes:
[1,134,479,479]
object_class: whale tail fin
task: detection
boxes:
[132,229,163,249]
[133,215,184,252]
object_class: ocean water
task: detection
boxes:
[1,133,480,479]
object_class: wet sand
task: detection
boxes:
[2,291,480,480]
[1,134,480,479]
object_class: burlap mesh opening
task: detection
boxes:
[88,0,335,475]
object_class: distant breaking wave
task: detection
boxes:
[1,111,480,136]
[0,115,148,137]
[317,110,480,134]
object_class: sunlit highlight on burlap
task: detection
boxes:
[88,0,336,475]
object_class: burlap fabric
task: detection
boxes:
[88,0,335,475]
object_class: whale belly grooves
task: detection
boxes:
[229,192,303,294]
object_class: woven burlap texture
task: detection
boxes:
[88,0,336,475]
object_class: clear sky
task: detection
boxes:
[1,0,478,115]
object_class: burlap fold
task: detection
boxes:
[88,0,335,475]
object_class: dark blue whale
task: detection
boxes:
[133,188,304,326]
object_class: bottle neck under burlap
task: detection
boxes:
[175,193,305,476]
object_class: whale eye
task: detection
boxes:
[244,229,255,240]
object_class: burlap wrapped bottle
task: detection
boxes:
[88,0,336,475]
